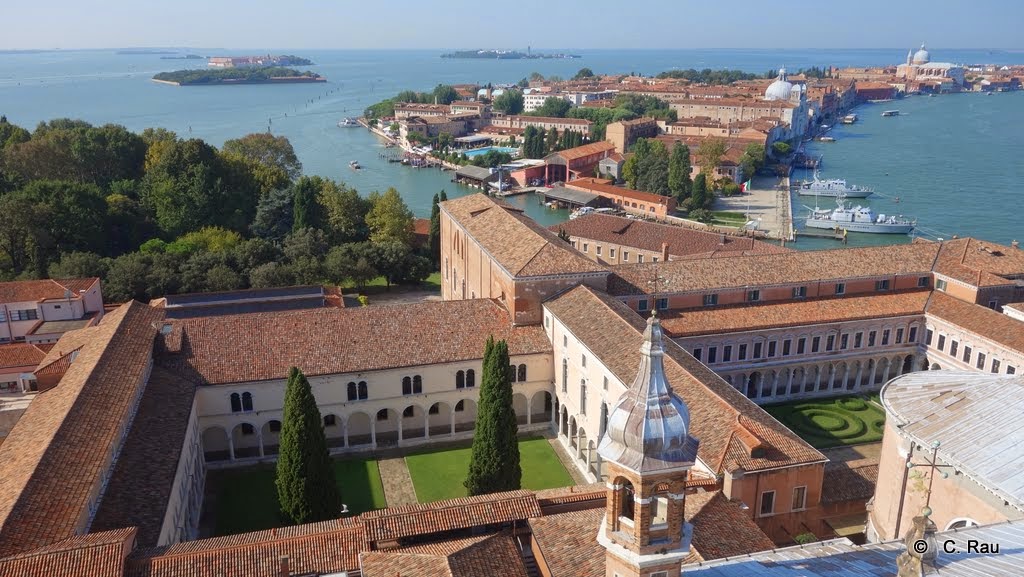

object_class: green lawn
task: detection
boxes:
[342,271,441,295]
[763,395,886,449]
[710,210,747,227]
[405,437,574,503]
[211,457,386,536]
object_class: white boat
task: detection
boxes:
[881,110,900,117]
[349,160,361,170]
[569,206,595,220]
[797,171,873,198]
[818,136,836,143]
[338,117,360,127]
[805,195,915,234]
[841,114,858,124]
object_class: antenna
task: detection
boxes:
[647,264,665,316]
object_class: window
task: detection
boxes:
[656,297,668,310]
[638,299,649,312]
[323,415,336,427]
[466,369,475,387]
[623,251,630,262]
[241,423,255,436]
[429,404,439,415]
[937,335,946,351]
[792,486,807,511]
[10,309,38,322]
[738,344,748,361]
[792,286,807,299]
[723,345,733,362]
[1008,366,1016,375]
[347,382,357,401]
[455,400,465,412]
[596,246,602,256]
[603,376,609,390]
[896,328,905,344]
[992,359,1001,373]
[703,294,718,306]
[708,347,718,363]
[868,331,876,347]
[509,365,517,382]
[876,279,890,291]
[582,243,589,252]
[358,381,367,400]
[638,255,645,263]
[812,336,821,353]
[918,276,930,288]
[269,420,281,433]
[753,342,763,359]
[854,333,863,348]
[456,370,465,389]
[826,335,835,351]
[562,359,568,393]
[759,491,776,517]
[413,375,422,393]
[581,354,587,367]
[976,353,986,370]
[840,334,849,350]
[376,409,388,421]
[835,283,846,295]
[989,300,999,310]
[797,338,806,355]
[747,289,760,302]
[580,381,587,415]
[545,315,550,328]
[882,329,891,346]
[518,364,527,381]
[610,248,616,258]
[230,393,242,413]
[693,348,703,361]
[241,392,253,412]
[651,571,668,577]
[936,279,948,291]
[767,341,777,358]
[926,329,934,344]
[963,346,972,363]
[782,340,792,356]
[949,341,959,357]
[909,327,918,343]
[402,376,412,395]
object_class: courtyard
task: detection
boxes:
[763,395,886,449]
[204,435,573,536]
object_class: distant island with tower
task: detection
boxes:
[442,48,580,59]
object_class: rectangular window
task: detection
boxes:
[855,333,864,348]
[739,344,748,361]
[610,248,616,258]
[563,335,568,347]
[918,276,930,288]
[835,283,846,295]
[638,299,649,312]
[992,359,1001,373]
[759,491,776,517]
[581,354,587,367]
[949,340,958,357]
[707,346,717,364]
[963,346,972,363]
[897,328,905,344]
[989,300,999,310]
[767,341,777,358]
[868,331,876,347]
[1008,366,1016,375]
[10,309,39,322]
[882,329,890,346]
[908,327,917,343]
[723,345,732,362]
[876,279,890,291]
[812,336,821,353]
[840,334,849,350]
[596,246,602,256]
[797,338,806,355]
[603,376,609,390]
[747,289,760,302]
[977,353,986,370]
[792,286,807,299]
[656,297,668,310]
[582,243,589,252]
[693,348,703,361]
[937,335,946,351]
[623,251,629,262]
[652,256,659,263]
[753,342,763,359]
[792,486,807,511]
[703,294,718,306]
[936,279,948,291]
[638,254,645,263]
[827,335,835,351]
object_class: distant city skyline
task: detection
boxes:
[3,0,1023,51]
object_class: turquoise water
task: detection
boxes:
[462,146,521,157]
[0,48,1022,240]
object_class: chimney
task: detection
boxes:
[719,233,727,246]
[895,508,938,577]
[661,242,669,262]
[279,555,290,577]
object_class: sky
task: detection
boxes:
[3,0,1022,51]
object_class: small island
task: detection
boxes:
[152,67,326,86]
[160,54,204,60]
[441,49,580,60]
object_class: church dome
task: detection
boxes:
[913,44,931,64]
[765,68,794,101]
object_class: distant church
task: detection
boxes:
[896,43,966,88]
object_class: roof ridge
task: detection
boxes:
[139,522,362,560]
[1,528,134,560]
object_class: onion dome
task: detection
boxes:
[765,68,794,101]
[913,44,931,64]
[597,313,699,474]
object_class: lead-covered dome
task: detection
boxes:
[913,44,931,64]
[765,68,794,101]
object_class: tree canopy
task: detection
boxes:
[492,90,525,115]
[465,336,521,496]
[529,97,573,118]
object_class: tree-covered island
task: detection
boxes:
[152,67,325,86]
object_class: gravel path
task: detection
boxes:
[377,457,419,507]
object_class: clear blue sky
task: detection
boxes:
[4,0,1021,50]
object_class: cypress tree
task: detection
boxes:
[292,176,322,232]
[276,366,341,525]
[465,336,521,496]
[428,192,442,267]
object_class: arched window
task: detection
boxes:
[509,365,517,383]
[403,406,415,418]
[620,480,635,521]
[946,518,979,530]
[518,364,527,382]
[376,409,388,421]
[562,359,568,393]
[230,393,242,413]
[455,400,465,412]
[413,375,422,394]
[402,376,412,395]
[268,420,282,433]
[580,380,588,415]
[358,381,368,400]
[466,369,476,388]
[347,382,357,401]
[241,392,253,412]
[456,370,465,389]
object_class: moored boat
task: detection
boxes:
[881,110,900,117]
[841,114,858,124]
[797,171,873,198]
[338,117,360,127]
[804,195,915,234]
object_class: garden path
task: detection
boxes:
[378,457,418,506]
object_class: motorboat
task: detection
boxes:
[349,160,361,170]
[338,117,360,127]
[804,195,915,234]
[881,110,900,117]
[797,171,873,198]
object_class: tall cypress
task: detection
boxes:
[465,336,521,496]
[276,366,341,525]
[428,192,442,267]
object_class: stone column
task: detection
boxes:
[228,436,235,462]
[424,412,430,440]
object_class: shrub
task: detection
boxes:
[837,397,867,411]
[794,532,818,545]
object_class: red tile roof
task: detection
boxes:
[545,285,825,474]
[565,177,675,206]
[552,213,788,259]
[0,302,162,557]
[161,299,551,385]
[926,291,1024,353]
[822,463,878,504]
[0,278,98,303]
[360,490,542,543]
[529,508,606,577]
[933,238,1024,287]
[0,343,48,371]
[0,527,136,577]
[659,291,931,337]
[359,532,529,577]
[686,491,775,560]
[547,141,615,162]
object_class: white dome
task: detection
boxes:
[765,68,793,101]
[913,44,930,64]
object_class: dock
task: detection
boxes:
[795,230,847,242]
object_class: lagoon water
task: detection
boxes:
[1,48,1023,245]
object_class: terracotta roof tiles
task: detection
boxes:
[0,278,98,303]
[360,490,542,543]
[359,532,529,577]
[0,527,135,577]
[927,291,1024,353]
[547,141,615,162]
[0,343,48,371]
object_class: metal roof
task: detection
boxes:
[454,134,493,143]
[543,186,600,207]
[686,520,1024,576]
[454,165,498,181]
[881,371,1024,512]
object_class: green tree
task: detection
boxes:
[222,133,302,181]
[668,142,692,201]
[176,227,243,253]
[249,261,296,289]
[531,97,572,118]
[696,137,728,178]
[48,251,108,280]
[634,140,670,196]
[276,367,341,525]
[319,180,371,244]
[432,84,460,105]
[465,336,521,496]
[545,127,559,154]
[18,180,108,268]
[739,143,765,179]
[3,121,145,187]
[428,192,442,267]
[492,90,524,115]
[251,187,294,241]
[366,188,414,246]
[292,176,325,232]
[102,252,153,302]
[573,67,595,80]
[370,242,431,287]
[771,141,793,157]
[690,173,709,211]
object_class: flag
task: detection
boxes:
[740,179,752,192]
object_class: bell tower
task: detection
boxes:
[597,312,700,577]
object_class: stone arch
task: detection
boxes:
[847,361,860,390]
[231,422,260,459]
[323,413,344,449]
[746,372,759,399]
[454,398,477,433]
[375,408,399,446]
[569,416,578,448]
[428,401,453,436]
[930,362,942,371]
[513,393,529,425]
[832,362,845,390]
[531,390,553,424]
[201,426,230,462]
[560,405,569,437]
[261,420,282,455]
[578,428,589,462]
[775,368,789,396]
[588,440,599,477]
[761,370,775,398]
[618,478,636,521]
[347,412,373,447]
[401,404,426,440]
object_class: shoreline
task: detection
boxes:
[150,76,327,87]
